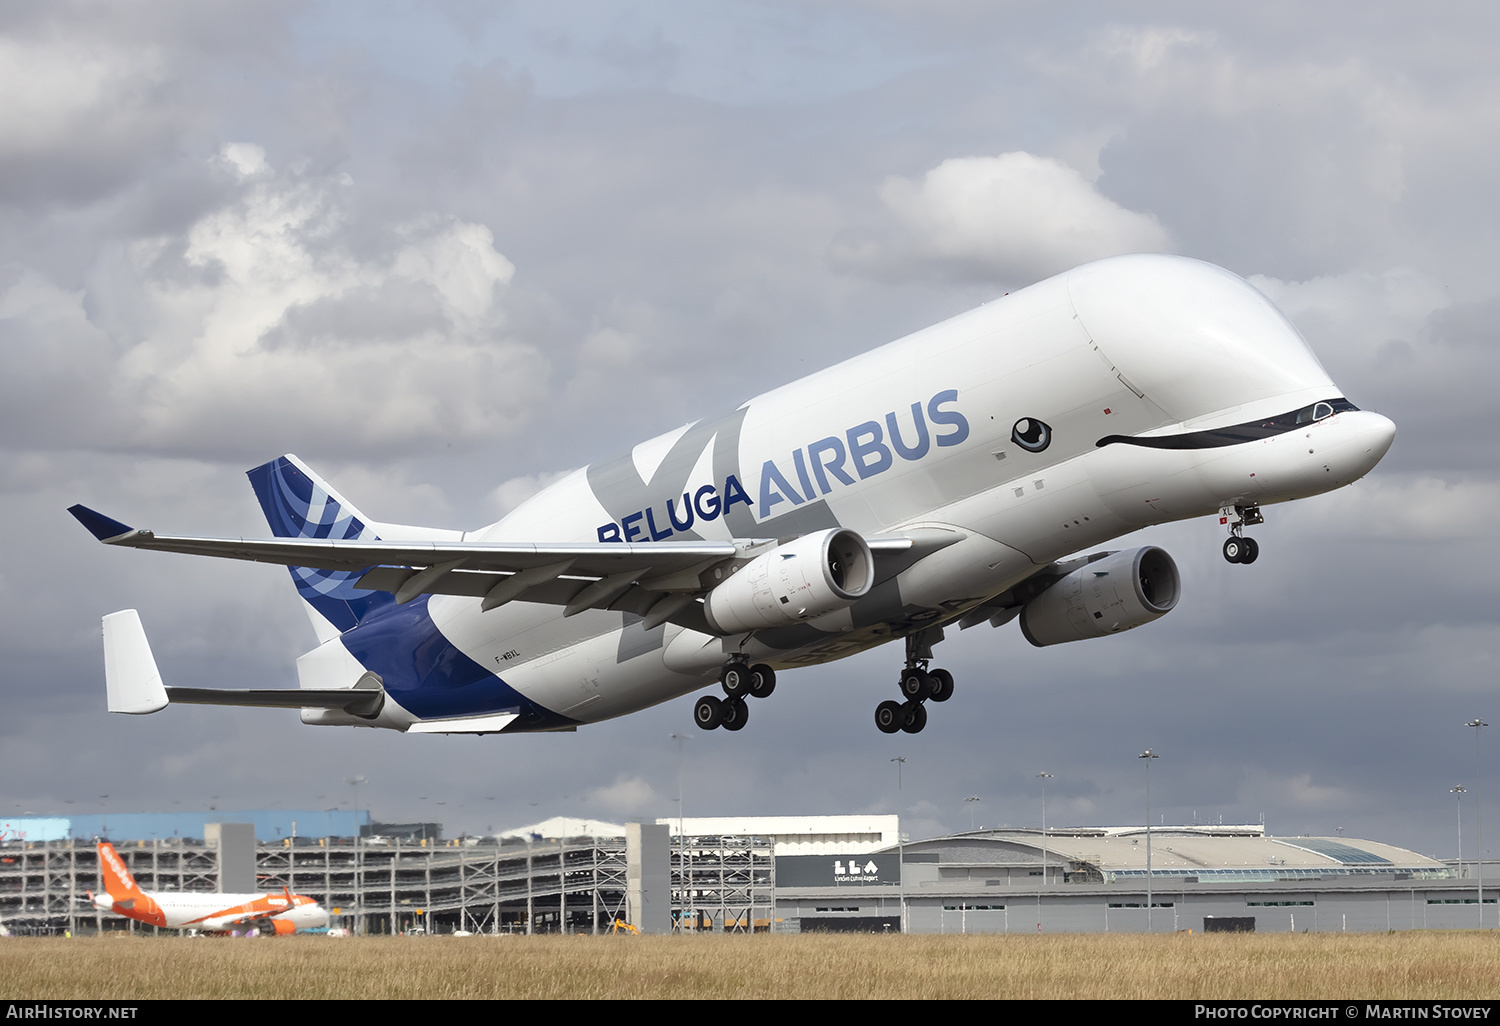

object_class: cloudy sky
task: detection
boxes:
[3,1,1498,859]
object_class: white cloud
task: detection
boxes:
[220,141,269,178]
[833,152,1170,283]
[0,146,547,458]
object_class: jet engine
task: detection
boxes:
[1019,546,1180,646]
[704,528,875,635]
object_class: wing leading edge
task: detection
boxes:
[70,504,922,633]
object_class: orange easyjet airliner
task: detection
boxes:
[91,841,330,935]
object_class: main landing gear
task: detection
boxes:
[1220,504,1263,565]
[693,660,776,731]
[875,628,954,735]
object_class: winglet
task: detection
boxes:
[102,610,169,714]
[68,505,135,542]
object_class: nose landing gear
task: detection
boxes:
[876,628,953,734]
[1222,535,1258,564]
[1220,504,1263,564]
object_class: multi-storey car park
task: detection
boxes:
[0,813,1489,936]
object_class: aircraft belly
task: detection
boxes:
[891,532,1032,609]
[435,598,705,725]
[431,593,595,678]
[498,629,705,723]
[335,595,578,730]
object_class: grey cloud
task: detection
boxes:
[4,3,1500,858]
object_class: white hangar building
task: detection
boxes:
[778,823,1475,934]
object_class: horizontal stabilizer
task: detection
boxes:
[167,680,385,717]
[100,610,386,717]
[102,610,169,714]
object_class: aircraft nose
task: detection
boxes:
[1355,411,1397,470]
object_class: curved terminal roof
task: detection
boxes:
[894,825,1453,883]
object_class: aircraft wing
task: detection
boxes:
[68,504,737,577]
[71,504,929,633]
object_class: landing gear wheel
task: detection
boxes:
[1223,537,1247,564]
[720,697,749,731]
[900,700,928,734]
[721,662,752,698]
[694,695,724,730]
[875,700,905,734]
[748,664,777,699]
[1239,537,1259,564]
[899,667,932,700]
[928,668,955,703]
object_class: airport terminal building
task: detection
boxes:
[780,823,1476,934]
[1,813,1489,935]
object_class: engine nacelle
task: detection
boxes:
[704,529,875,635]
[1019,546,1181,647]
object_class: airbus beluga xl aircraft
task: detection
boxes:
[71,254,1395,737]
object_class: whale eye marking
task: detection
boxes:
[1011,417,1052,453]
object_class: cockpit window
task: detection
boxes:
[1294,401,1337,425]
[1097,398,1359,450]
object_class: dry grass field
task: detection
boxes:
[3,931,1500,1000]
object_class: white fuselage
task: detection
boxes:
[306,255,1395,731]
[92,888,330,931]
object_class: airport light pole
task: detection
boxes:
[1037,773,1053,886]
[891,755,907,932]
[671,733,691,933]
[347,775,368,935]
[965,794,981,830]
[1467,719,1488,927]
[1452,785,1466,880]
[1140,750,1159,932]
[898,826,908,934]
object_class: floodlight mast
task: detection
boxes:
[1467,719,1488,928]
[1139,750,1159,931]
[1037,772,1053,887]
[671,733,691,933]
[891,755,907,934]
[346,775,368,936]
[1452,784,1466,883]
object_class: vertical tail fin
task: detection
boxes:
[96,842,164,924]
[97,842,143,902]
[246,455,395,640]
